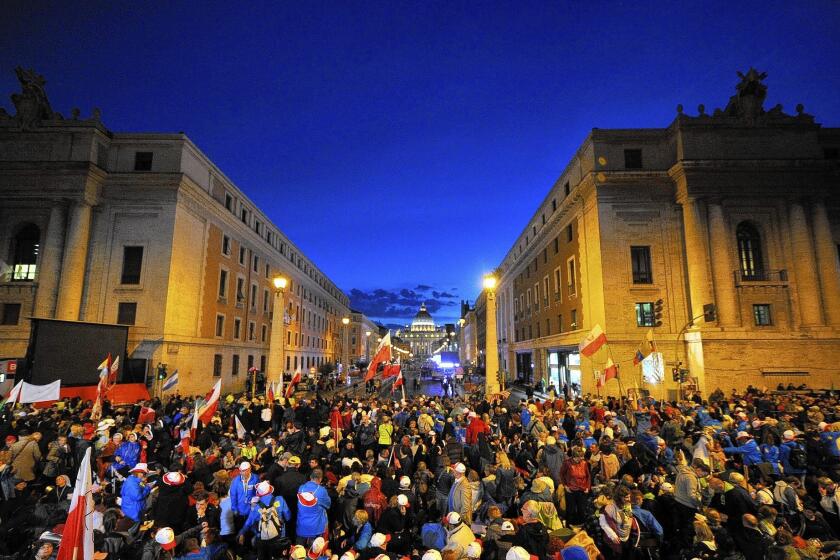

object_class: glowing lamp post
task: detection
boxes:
[483,274,501,396]
[341,317,350,376]
[269,275,288,397]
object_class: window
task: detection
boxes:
[265,263,270,279]
[250,284,257,308]
[737,222,765,280]
[635,302,655,327]
[263,289,269,312]
[534,283,540,309]
[213,354,222,377]
[553,237,559,254]
[552,199,557,212]
[546,318,551,336]
[253,255,259,273]
[624,149,642,169]
[117,302,137,325]
[215,314,225,337]
[247,355,255,372]
[260,355,266,373]
[121,246,144,284]
[222,235,231,256]
[543,277,549,306]
[631,246,653,284]
[248,321,256,341]
[261,324,267,342]
[236,277,245,303]
[240,207,248,224]
[566,224,573,242]
[557,314,563,332]
[234,318,241,339]
[570,309,577,328]
[286,355,291,370]
[239,246,246,266]
[1,303,21,325]
[567,257,577,296]
[543,248,547,264]
[553,267,562,300]
[218,269,228,299]
[232,354,240,376]
[753,304,773,326]
[133,151,153,171]
[224,193,233,211]
[564,181,570,197]
[11,224,39,281]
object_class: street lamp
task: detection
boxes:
[483,273,501,396]
[365,330,372,362]
[269,275,288,398]
[341,317,350,377]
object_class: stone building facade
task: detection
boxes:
[396,304,448,359]
[495,70,840,398]
[0,68,350,395]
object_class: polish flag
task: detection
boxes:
[197,380,221,425]
[108,355,120,386]
[138,406,156,425]
[382,358,401,380]
[285,371,302,398]
[392,371,404,392]
[56,448,94,560]
[365,333,391,382]
[266,381,274,402]
[579,324,607,357]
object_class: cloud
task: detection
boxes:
[349,286,459,321]
[415,284,432,291]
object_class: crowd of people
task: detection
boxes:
[2,380,840,560]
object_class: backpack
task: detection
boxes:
[421,522,446,550]
[258,504,281,540]
[788,444,808,470]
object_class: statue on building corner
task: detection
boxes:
[10,66,55,127]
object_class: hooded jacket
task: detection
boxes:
[364,477,388,526]
[296,480,331,538]
[540,444,565,483]
[673,465,704,510]
[152,482,190,533]
[120,474,151,522]
[229,472,259,517]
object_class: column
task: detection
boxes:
[55,201,92,321]
[33,203,66,318]
[680,198,715,321]
[812,200,840,326]
[485,288,500,395]
[533,347,545,386]
[707,202,740,327]
[789,201,823,327]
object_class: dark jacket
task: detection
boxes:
[152,483,190,533]
[512,521,548,559]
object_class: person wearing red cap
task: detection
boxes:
[151,471,190,533]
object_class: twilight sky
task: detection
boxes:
[2,2,839,326]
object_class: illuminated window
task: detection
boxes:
[737,222,765,280]
[635,302,655,327]
[12,224,40,281]
[753,304,772,326]
[631,246,653,284]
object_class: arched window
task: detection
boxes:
[12,223,40,281]
[737,222,764,280]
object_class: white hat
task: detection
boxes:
[466,541,482,558]
[340,552,359,560]
[163,472,186,486]
[130,463,149,474]
[369,533,390,548]
[97,419,115,432]
[660,482,674,493]
[446,511,461,524]
[239,461,251,471]
[256,480,273,497]
[501,520,515,532]
[468,411,477,418]
[399,475,411,489]
[397,494,409,507]
[454,462,466,474]
[736,431,751,439]
[506,546,530,560]
[819,421,828,431]
[752,420,764,429]
[422,551,442,560]
[155,527,176,550]
[783,430,795,441]
[309,536,326,557]
[319,426,331,439]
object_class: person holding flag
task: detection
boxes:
[55,448,94,560]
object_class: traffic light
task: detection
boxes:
[157,363,168,380]
[679,368,689,383]
[703,303,717,323]
[672,367,679,382]
[654,299,664,327]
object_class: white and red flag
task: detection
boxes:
[285,370,302,398]
[579,324,607,357]
[266,381,274,402]
[197,380,221,425]
[382,358,401,380]
[56,447,94,560]
[364,333,391,382]
[392,370,404,392]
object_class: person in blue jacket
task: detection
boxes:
[114,432,142,473]
[238,480,291,559]
[779,430,807,482]
[229,462,259,526]
[296,468,331,543]
[723,431,763,468]
[120,462,152,522]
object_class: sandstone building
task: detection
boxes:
[0,68,351,395]
[494,70,840,398]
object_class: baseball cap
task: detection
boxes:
[466,541,482,558]
[399,475,411,489]
[454,462,466,474]
[163,472,186,486]
[736,431,751,439]
[155,528,176,550]
[130,463,149,474]
[397,494,409,507]
[308,537,326,559]
[288,456,302,467]
[446,511,461,524]
[340,552,358,560]
[506,546,530,560]
[783,430,795,441]
[501,520,515,532]
[422,551,442,560]
[369,533,390,548]
[660,482,674,493]
[255,481,273,497]
[239,461,251,471]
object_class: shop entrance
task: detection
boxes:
[548,349,581,398]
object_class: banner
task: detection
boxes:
[20,380,61,403]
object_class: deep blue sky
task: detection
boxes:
[3,2,839,326]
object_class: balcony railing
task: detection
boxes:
[735,269,789,286]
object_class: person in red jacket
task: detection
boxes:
[559,447,591,526]
[465,412,491,446]
[363,476,388,527]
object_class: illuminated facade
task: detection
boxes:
[0,68,351,394]
[396,304,448,359]
[495,70,840,397]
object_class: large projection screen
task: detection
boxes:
[28,319,129,386]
